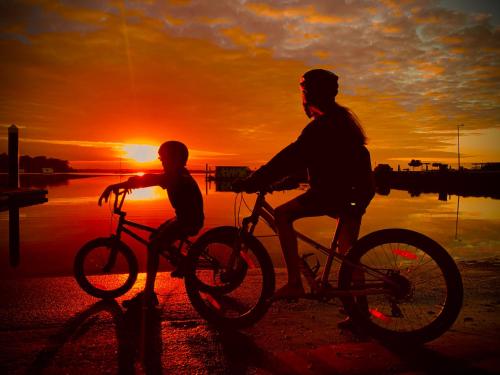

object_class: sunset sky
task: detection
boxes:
[0,0,499,170]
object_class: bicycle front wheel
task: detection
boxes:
[338,229,463,345]
[74,237,138,299]
[185,226,275,329]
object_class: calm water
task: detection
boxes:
[1,174,499,278]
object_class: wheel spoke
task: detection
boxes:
[339,229,462,344]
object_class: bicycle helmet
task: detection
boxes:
[300,69,339,100]
[158,140,188,166]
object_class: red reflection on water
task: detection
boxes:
[392,249,417,260]
[370,308,391,322]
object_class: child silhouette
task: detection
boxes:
[99,141,204,307]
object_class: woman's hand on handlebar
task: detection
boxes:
[232,176,300,194]
[232,178,260,193]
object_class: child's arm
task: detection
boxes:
[98,174,163,206]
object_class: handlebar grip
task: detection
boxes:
[266,178,300,192]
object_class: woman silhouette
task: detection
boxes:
[235,69,375,324]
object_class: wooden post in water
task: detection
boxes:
[9,207,20,267]
[8,124,20,266]
[8,124,19,189]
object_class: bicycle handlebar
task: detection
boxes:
[262,179,300,193]
[231,177,300,194]
[113,189,129,214]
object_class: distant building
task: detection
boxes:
[432,163,449,172]
[214,166,251,180]
[374,164,393,173]
[473,162,500,171]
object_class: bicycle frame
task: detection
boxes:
[240,192,396,296]
[115,212,156,246]
[110,191,189,254]
[110,191,156,246]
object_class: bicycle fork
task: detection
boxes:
[103,213,125,273]
[102,237,120,273]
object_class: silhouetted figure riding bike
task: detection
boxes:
[234,69,376,328]
[75,141,204,308]
[186,69,463,344]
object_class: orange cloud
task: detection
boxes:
[0,0,499,169]
[221,27,266,48]
[246,3,351,24]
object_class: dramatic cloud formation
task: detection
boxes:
[0,0,498,169]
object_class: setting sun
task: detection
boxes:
[122,144,158,163]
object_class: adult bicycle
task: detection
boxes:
[183,181,463,345]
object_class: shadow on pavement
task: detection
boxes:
[27,299,294,374]
[212,327,305,375]
[27,299,497,374]
[28,300,163,374]
[387,342,496,375]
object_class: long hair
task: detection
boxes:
[331,102,367,145]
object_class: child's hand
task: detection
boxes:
[98,184,118,206]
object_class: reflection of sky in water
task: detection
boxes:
[1,175,499,278]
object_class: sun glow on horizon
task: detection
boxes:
[122,144,158,163]
[128,186,165,201]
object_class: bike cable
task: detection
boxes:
[237,193,243,227]
[108,196,115,236]
[241,194,252,213]
[233,192,239,227]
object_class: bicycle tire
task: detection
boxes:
[187,227,249,295]
[74,237,138,299]
[185,226,275,328]
[338,228,463,345]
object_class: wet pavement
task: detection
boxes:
[1,266,499,374]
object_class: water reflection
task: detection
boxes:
[1,174,499,279]
[0,173,90,189]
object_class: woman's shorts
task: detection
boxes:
[294,190,366,218]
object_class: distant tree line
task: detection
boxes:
[0,153,74,172]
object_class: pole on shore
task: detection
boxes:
[8,124,19,189]
[457,124,464,171]
[205,163,209,195]
[7,124,20,266]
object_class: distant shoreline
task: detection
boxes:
[2,169,499,200]
[0,169,209,176]
[375,169,500,200]
[0,171,211,190]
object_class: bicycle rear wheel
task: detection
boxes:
[185,226,275,328]
[74,237,138,299]
[338,229,463,345]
